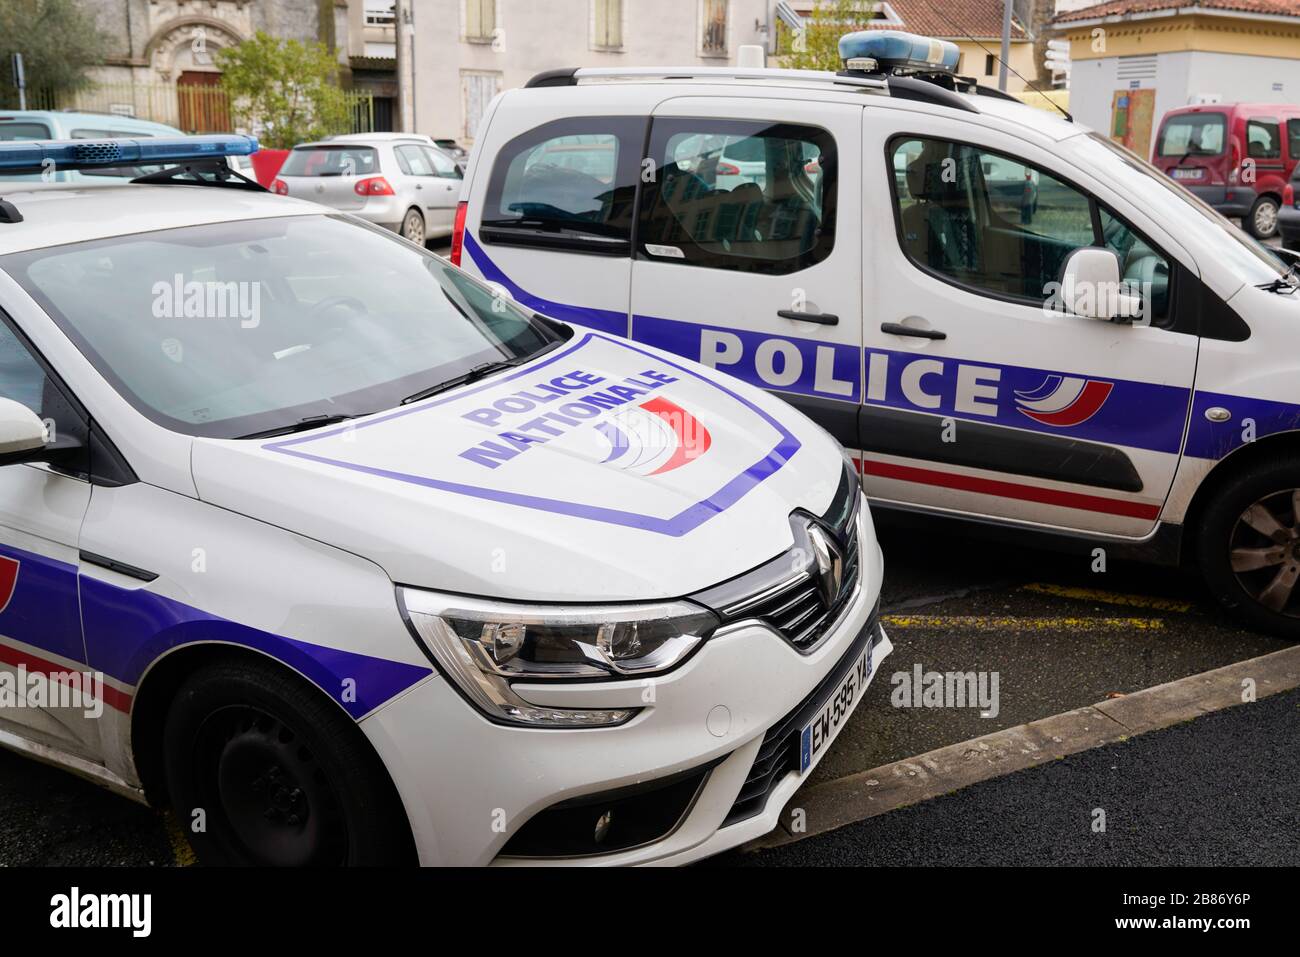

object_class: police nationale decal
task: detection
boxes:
[264,333,800,537]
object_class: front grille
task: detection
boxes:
[723,610,880,826]
[723,521,860,650]
[693,470,863,653]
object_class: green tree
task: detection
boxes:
[0,0,109,109]
[777,0,878,72]
[216,32,350,149]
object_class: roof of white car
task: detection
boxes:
[0,183,325,256]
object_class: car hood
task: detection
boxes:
[191,330,846,602]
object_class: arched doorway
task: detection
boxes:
[146,18,245,132]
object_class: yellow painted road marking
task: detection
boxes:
[882,615,1165,631]
[1020,583,1195,614]
[164,811,197,867]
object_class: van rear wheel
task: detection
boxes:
[1247,195,1279,239]
[162,657,415,866]
[1197,459,1300,639]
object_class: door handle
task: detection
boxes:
[415,184,423,190]
[778,309,838,326]
[881,322,946,340]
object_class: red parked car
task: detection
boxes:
[1152,103,1300,239]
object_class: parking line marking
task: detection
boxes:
[882,615,1166,631]
[163,811,197,868]
[1020,583,1196,613]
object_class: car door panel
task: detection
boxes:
[0,314,97,758]
[861,116,1199,538]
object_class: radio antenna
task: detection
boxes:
[916,0,1074,122]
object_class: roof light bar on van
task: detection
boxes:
[838,30,960,76]
[0,134,258,174]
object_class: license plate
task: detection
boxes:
[799,645,873,773]
[1172,168,1202,180]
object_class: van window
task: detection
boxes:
[1247,119,1281,160]
[0,122,52,140]
[481,116,645,252]
[1156,113,1225,158]
[889,136,1170,324]
[1289,119,1300,160]
[637,119,836,275]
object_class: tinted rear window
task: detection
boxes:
[280,146,380,177]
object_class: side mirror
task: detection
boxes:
[0,397,49,464]
[1058,247,1143,322]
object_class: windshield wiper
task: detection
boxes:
[400,358,530,406]
[1257,262,1300,294]
[235,413,360,440]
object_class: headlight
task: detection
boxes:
[400,589,719,728]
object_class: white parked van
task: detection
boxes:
[455,30,1300,639]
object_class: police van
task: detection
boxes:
[0,136,889,865]
[455,30,1300,639]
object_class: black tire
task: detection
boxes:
[162,657,415,866]
[1196,457,1300,640]
[1246,195,1280,240]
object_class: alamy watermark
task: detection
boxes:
[151,274,261,328]
[0,665,106,719]
[890,664,1000,718]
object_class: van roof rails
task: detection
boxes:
[524,65,888,92]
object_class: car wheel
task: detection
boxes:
[162,657,415,866]
[1247,195,1280,240]
[1197,458,1300,639]
[401,208,426,246]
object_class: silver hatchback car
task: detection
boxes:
[273,136,463,245]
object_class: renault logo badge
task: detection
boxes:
[804,521,843,606]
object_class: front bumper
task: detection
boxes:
[361,534,889,866]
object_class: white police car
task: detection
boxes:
[456,30,1300,639]
[0,135,889,865]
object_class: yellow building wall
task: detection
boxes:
[1062,14,1300,62]
[953,41,1037,92]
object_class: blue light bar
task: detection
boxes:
[0,134,259,174]
[838,30,960,75]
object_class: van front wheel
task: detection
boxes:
[1247,195,1279,239]
[1197,459,1300,639]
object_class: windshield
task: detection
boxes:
[1074,132,1288,284]
[0,215,564,438]
[279,146,380,177]
[1156,112,1226,158]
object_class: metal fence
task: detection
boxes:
[7,81,375,136]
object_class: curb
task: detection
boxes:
[743,642,1300,851]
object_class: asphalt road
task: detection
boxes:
[723,686,1300,866]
